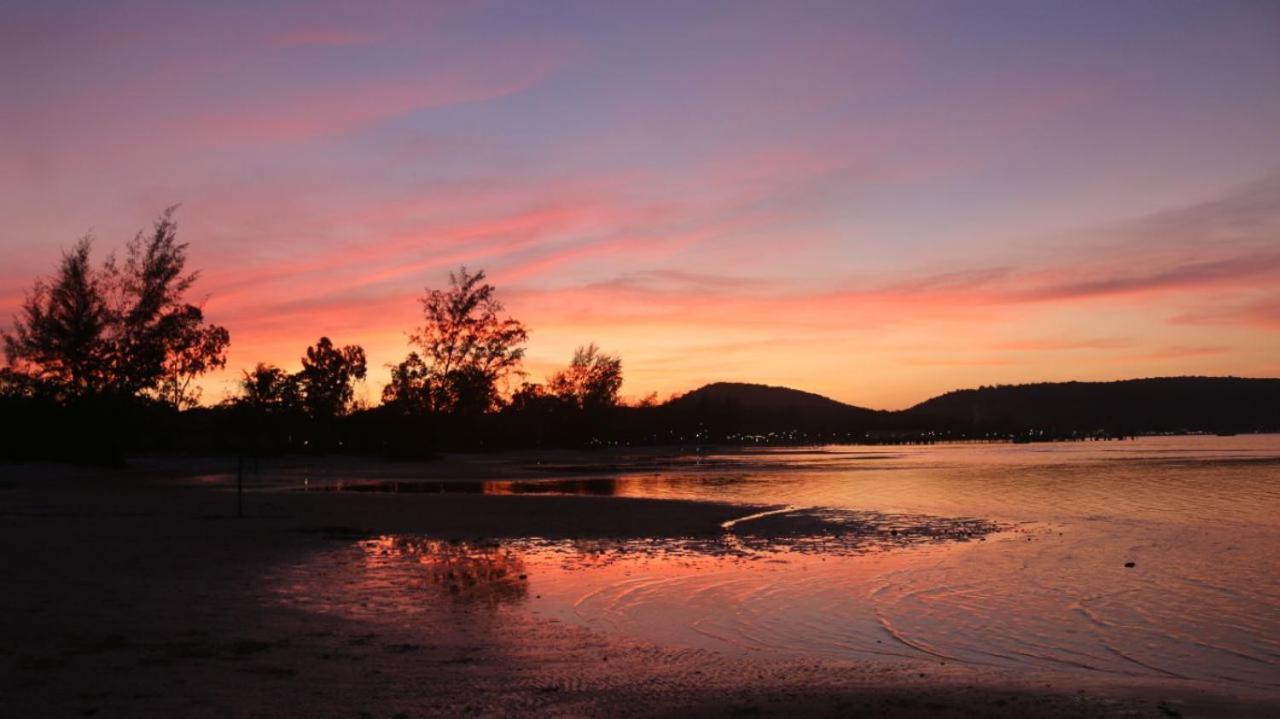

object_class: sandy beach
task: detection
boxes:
[2,457,1276,718]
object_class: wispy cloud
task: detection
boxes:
[1172,295,1280,329]
[1009,252,1280,302]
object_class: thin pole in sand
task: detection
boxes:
[237,455,244,518]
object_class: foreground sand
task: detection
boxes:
[1,458,1275,718]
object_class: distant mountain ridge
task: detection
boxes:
[667,382,875,413]
[662,377,1280,435]
[902,376,1280,433]
[660,382,887,436]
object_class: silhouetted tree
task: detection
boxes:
[401,267,527,414]
[381,352,432,414]
[634,391,659,408]
[2,208,229,403]
[549,343,623,410]
[238,363,302,413]
[154,308,230,409]
[508,381,558,413]
[297,336,366,419]
[3,239,109,398]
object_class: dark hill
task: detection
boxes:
[659,382,887,436]
[657,377,1280,439]
[903,376,1280,434]
[667,382,874,414]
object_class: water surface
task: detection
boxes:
[272,436,1280,689]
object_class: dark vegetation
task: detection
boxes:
[905,377,1280,436]
[1,209,229,463]
[3,212,1278,464]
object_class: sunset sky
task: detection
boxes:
[3,1,1279,409]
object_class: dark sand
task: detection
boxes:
[2,458,1275,718]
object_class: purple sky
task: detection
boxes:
[3,1,1279,408]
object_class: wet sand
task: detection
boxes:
[1,458,1275,717]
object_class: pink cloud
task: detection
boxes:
[1171,295,1280,329]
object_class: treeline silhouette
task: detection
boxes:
[1,209,229,463]
[0,211,648,461]
[903,377,1280,436]
[3,212,1278,464]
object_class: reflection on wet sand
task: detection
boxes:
[272,537,533,623]
[364,537,529,607]
[271,506,1008,631]
[266,437,1280,693]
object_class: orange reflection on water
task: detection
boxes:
[269,528,967,660]
[270,537,533,623]
[360,536,529,608]
[267,437,1280,688]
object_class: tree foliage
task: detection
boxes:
[1,208,229,405]
[155,310,230,409]
[238,363,302,413]
[3,239,108,396]
[508,381,555,413]
[298,336,367,419]
[548,343,623,410]
[397,267,528,414]
[381,352,432,414]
